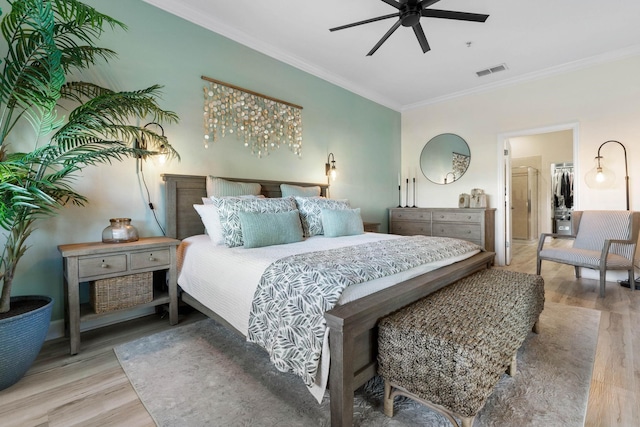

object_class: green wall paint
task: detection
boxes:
[0,0,400,323]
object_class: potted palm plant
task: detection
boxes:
[0,0,179,390]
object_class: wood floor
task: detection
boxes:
[0,239,638,426]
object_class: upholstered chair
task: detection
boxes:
[537,210,640,297]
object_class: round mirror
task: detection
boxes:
[420,133,471,185]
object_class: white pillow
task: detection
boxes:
[206,176,261,197]
[193,204,225,245]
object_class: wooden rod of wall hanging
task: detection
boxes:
[201,75,303,110]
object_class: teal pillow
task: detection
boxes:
[321,208,364,237]
[280,183,321,198]
[238,210,304,248]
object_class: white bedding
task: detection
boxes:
[176,232,480,401]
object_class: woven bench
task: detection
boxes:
[378,268,544,427]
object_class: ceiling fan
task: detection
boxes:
[329,0,489,56]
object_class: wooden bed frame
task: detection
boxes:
[161,173,495,426]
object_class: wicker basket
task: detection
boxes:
[90,272,153,314]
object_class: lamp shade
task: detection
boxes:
[585,158,615,189]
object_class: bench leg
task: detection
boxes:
[532,319,540,334]
[461,416,475,427]
[507,352,517,376]
[383,380,395,417]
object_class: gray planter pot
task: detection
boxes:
[0,295,53,391]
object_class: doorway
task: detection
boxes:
[497,123,579,266]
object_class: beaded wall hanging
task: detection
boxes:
[202,75,303,158]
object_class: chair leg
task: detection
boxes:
[629,270,635,291]
[536,259,542,275]
[599,269,606,298]
[575,266,581,279]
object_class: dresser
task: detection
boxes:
[58,237,180,354]
[389,208,496,252]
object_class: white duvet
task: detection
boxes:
[177,232,479,401]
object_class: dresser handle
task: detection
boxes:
[101,263,108,268]
[149,256,156,262]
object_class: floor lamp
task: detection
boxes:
[584,140,629,210]
[585,140,634,287]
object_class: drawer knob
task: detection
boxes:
[101,262,108,268]
[149,256,156,261]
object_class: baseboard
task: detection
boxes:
[46,306,156,341]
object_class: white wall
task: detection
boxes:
[402,55,640,264]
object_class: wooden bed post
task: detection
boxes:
[327,317,354,426]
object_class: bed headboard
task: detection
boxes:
[161,174,329,240]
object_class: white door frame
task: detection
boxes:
[495,122,580,266]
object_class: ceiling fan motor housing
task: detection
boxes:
[401,2,422,27]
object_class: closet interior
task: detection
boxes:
[551,162,574,235]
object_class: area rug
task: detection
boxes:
[115,301,600,426]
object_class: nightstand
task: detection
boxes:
[363,222,381,233]
[58,236,180,355]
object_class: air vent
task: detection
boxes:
[475,63,508,77]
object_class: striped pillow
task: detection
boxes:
[206,176,261,197]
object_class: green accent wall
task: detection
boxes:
[0,0,400,322]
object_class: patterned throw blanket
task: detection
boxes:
[247,235,481,386]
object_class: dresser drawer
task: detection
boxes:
[390,209,431,221]
[78,254,127,279]
[131,249,171,270]
[432,211,483,223]
[432,223,481,242]
[391,222,431,236]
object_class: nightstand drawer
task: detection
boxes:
[131,248,170,270]
[78,254,127,278]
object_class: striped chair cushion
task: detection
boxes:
[538,247,632,268]
[573,211,635,261]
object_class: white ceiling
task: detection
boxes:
[144,0,640,111]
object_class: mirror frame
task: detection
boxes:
[420,133,471,185]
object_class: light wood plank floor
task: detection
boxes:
[0,239,638,426]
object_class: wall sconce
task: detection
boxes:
[585,140,629,210]
[136,122,168,164]
[325,153,337,181]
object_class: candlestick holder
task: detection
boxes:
[412,178,417,208]
[397,185,402,207]
[404,178,409,208]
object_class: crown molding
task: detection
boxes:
[402,44,640,111]
[142,0,402,111]
[143,1,640,113]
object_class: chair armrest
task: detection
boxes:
[601,238,638,265]
[537,232,576,253]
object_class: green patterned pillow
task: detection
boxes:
[294,196,351,236]
[213,196,297,247]
[280,183,321,198]
[321,208,364,237]
[239,210,304,248]
[206,176,261,197]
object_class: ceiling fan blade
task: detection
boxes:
[330,13,398,32]
[421,9,489,22]
[420,0,441,8]
[413,23,431,53]
[380,0,403,9]
[367,19,402,56]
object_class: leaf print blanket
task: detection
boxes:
[247,235,481,386]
